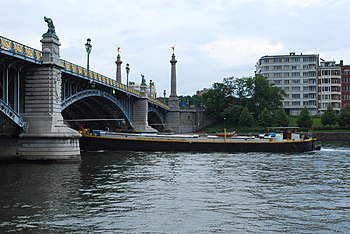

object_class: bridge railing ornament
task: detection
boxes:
[61,59,141,97]
[0,35,42,63]
[1,34,170,111]
[148,97,171,110]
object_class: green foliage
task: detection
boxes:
[201,75,285,123]
[222,104,243,125]
[338,104,350,127]
[252,74,285,117]
[202,83,229,119]
[257,108,273,127]
[239,106,254,127]
[274,108,289,127]
[297,107,313,131]
[321,105,337,127]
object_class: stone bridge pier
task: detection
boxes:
[17,25,81,161]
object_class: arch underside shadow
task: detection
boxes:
[62,90,133,131]
[148,106,165,132]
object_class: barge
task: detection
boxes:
[79,128,317,153]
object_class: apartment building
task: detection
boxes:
[256,53,319,115]
[341,64,350,107]
[318,60,341,113]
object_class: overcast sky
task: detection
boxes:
[2,0,350,95]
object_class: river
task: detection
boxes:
[0,142,349,233]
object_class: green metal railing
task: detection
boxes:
[0,34,171,109]
[0,35,42,63]
[62,60,141,97]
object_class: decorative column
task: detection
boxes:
[165,49,181,133]
[115,48,122,83]
[168,52,180,110]
[17,17,81,162]
[132,75,157,133]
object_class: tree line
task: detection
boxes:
[177,75,350,131]
[202,74,289,128]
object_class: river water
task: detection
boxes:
[0,142,349,233]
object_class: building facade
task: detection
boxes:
[318,60,342,113]
[341,64,350,107]
[256,53,319,115]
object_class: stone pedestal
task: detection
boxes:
[17,32,81,162]
[132,83,157,133]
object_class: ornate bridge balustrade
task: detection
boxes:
[0,35,168,135]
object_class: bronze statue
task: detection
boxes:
[43,16,58,38]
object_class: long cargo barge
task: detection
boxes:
[79,130,317,153]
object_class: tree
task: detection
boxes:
[239,106,254,127]
[257,107,273,127]
[321,104,337,128]
[297,107,313,131]
[338,104,350,127]
[222,104,243,125]
[202,82,231,119]
[252,74,285,117]
[274,108,289,127]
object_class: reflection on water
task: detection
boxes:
[0,142,349,233]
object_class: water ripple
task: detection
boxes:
[0,144,349,233]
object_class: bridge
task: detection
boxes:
[0,18,206,162]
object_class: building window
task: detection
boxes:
[322,86,331,92]
[332,70,340,76]
[292,79,300,84]
[343,70,350,75]
[273,66,282,70]
[292,87,300,91]
[274,58,282,63]
[322,78,330,84]
[292,72,300,77]
[284,87,289,91]
[292,94,300,98]
[284,58,289,62]
[308,57,316,62]
[292,65,299,70]
[294,58,300,62]
[292,101,300,106]
[322,70,330,76]
[309,71,316,77]
[284,80,290,84]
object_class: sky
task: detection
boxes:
[2,0,350,96]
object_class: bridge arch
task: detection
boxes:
[61,90,134,130]
[148,106,166,131]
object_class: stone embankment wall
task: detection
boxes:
[310,132,350,141]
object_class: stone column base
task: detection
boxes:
[17,133,81,162]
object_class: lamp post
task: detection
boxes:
[163,90,166,104]
[125,63,130,88]
[149,80,153,97]
[85,38,92,71]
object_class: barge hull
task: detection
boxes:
[80,136,316,153]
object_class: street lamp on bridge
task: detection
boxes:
[163,90,166,104]
[125,63,130,88]
[85,38,92,71]
[149,79,154,97]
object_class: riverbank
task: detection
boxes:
[310,132,350,141]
